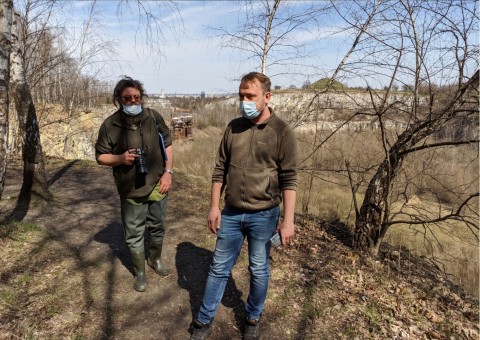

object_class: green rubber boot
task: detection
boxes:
[147,242,170,276]
[130,250,147,292]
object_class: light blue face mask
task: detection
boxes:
[240,101,264,120]
[122,104,143,116]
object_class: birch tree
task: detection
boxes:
[1,0,182,210]
[0,0,13,200]
[209,0,330,76]
[10,8,47,212]
[9,0,66,154]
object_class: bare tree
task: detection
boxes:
[61,1,115,117]
[0,0,13,200]
[117,0,183,62]
[9,8,48,217]
[297,0,479,257]
[208,0,330,77]
[1,0,182,209]
[9,0,67,154]
[297,0,382,214]
[353,72,478,255]
[347,0,479,256]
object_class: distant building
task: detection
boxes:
[171,114,193,140]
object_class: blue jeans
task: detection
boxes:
[197,204,280,324]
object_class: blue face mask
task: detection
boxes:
[122,104,142,116]
[240,101,264,120]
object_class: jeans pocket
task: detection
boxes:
[259,205,280,217]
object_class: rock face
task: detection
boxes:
[207,89,413,132]
[32,90,428,160]
[37,104,115,161]
[34,91,401,160]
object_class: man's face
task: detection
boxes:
[120,87,142,105]
[238,79,270,111]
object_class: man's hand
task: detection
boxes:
[279,189,296,246]
[208,207,221,235]
[159,172,172,194]
[278,218,295,246]
[121,149,139,166]
[97,150,138,167]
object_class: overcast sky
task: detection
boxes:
[58,0,348,95]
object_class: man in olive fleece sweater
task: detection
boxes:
[95,77,173,293]
[190,72,297,340]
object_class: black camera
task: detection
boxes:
[131,148,148,174]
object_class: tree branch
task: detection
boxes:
[399,139,479,156]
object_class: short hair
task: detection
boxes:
[240,72,271,94]
[113,76,146,107]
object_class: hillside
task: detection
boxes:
[30,88,418,161]
[0,158,478,339]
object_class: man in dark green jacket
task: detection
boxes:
[95,76,173,292]
[191,72,297,340]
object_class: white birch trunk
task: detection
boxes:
[0,0,13,199]
[10,8,46,204]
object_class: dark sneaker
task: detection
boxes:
[190,320,212,340]
[244,318,261,340]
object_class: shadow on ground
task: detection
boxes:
[94,222,132,274]
[175,241,246,332]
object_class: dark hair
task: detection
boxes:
[113,76,146,107]
[240,72,271,93]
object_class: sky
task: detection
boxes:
[14,0,478,95]
[60,1,347,95]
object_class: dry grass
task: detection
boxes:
[297,179,363,225]
[385,199,479,297]
[176,125,479,297]
[296,128,478,297]
[385,223,479,296]
[173,126,224,182]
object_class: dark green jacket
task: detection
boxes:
[213,110,297,211]
[95,107,172,198]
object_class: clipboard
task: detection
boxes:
[159,132,168,163]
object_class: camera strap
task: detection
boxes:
[121,114,145,152]
[139,122,145,151]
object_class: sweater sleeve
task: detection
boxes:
[278,125,297,190]
[95,122,111,159]
[212,125,230,183]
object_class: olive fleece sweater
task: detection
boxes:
[95,108,172,198]
[212,111,297,211]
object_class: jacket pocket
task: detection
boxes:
[225,165,279,208]
[266,169,280,200]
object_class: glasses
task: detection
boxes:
[121,95,142,102]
